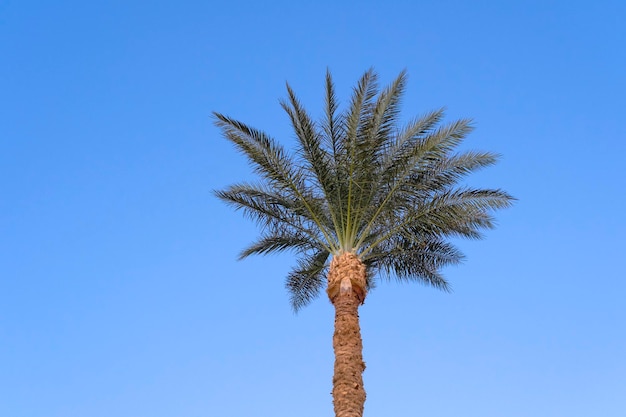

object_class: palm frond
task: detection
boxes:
[379,108,446,172]
[321,70,348,242]
[213,113,301,192]
[404,151,500,197]
[322,69,342,157]
[286,250,330,312]
[366,239,462,291]
[239,230,323,260]
[213,114,340,251]
[280,85,343,237]
[349,70,408,234]
[367,69,407,152]
[214,183,332,251]
[354,117,475,249]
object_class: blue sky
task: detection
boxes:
[1,1,625,416]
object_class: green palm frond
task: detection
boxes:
[239,230,323,260]
[354,117,503,248]
[366,238,462,290]
[322,69,342,157]
[286,250,330,311]
[213,113,300,191]
[214,113,340,251]
[407,150,500,196]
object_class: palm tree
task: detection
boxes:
[213,69,514,417]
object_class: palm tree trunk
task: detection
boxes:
[327,252,367,417]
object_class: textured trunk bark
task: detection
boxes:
[327,252,367,417]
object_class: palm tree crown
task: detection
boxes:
[214,69,514,311]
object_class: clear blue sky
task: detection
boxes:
[1,1,624,416]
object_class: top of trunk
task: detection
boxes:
[327,252,367,304]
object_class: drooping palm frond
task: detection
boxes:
[365,238,464,291]
[286,250,330,311]
[215,69,515,310]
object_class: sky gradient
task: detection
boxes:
[1,1,625,416]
